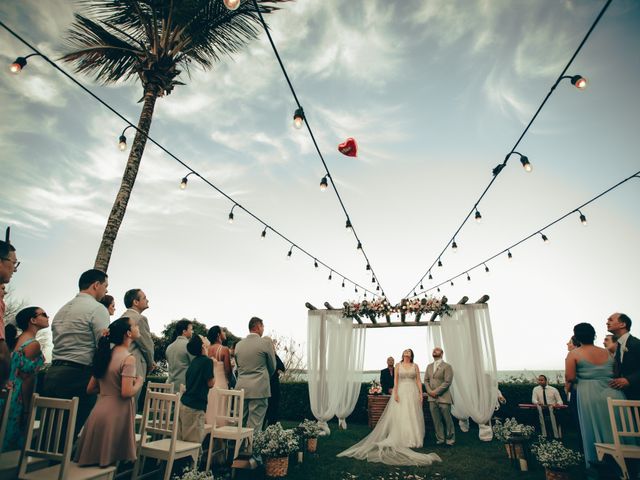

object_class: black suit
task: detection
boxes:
[617,335,640,400]
[380,367,394,395]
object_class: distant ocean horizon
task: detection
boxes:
[287,369,565,383]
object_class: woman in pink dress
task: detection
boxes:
[75,316,145,467]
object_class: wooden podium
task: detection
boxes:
[367,395,434,429]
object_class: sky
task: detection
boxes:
[0,0,639,372]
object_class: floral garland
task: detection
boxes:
[342,296,451,320]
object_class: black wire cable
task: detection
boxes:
[416,170,640,295]
[403,0,613,299]
[250,0,387,297]
[0,19,380,298]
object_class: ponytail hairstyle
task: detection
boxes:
[207,326,222,344]
[92,317,131,379]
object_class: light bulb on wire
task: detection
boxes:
[452,240,458,252]
[287,246,293,259]
[261,227,267,239]
[507,250,513,260]
[314,259,318,268]
[357,241,362,250]
[228,205,236,223]
[428,272,433,280]
[570,75,587,90]
[118,135,127,151]
[180,171,194,190]
[475,209,482,223]
[328,271,332,281]
[541,233,549,243]
[438,259,443,267]
[466,272,471,281]
[320,176,328,191]
[345,219,352,231]
[293,107,305,129]
[484,263,490,274]
[578,210,588,226]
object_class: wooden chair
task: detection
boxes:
[205,388,253,472]
[132,391,201,480]
[595,398,640,479]
[18,394,116,480]
[136,382,175,427]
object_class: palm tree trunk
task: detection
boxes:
[94,89,158,272]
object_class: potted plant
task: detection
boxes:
[253,423,299,478]
[531,437,583,480]
[298,419,324,453]
[493,418,535,460]
[171,467,215,480]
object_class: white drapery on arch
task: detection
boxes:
[307,310,366,434]
[427,304,498,426]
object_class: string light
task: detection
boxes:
[366,264,371,271]
[540,232,549,243]
[484,263,490,274]
[420,283,424,290]
[345,219,352,231]
[8,53,41,73]
[376,285,380,291]
[507,250,513,260]
[371,276,375,283]
[180,172,195,190]
[261,226,268,239]
[228,205,237,223]
[577,210,588,226]
[466,272,471,281]
[571,75,587,90]
[314,259,318,268]
[437,287,441,293]
[342,278,345,288]
[328,271,332,281]
[428,272,433,280]
[450,280,454,286]
[520,155,532,173]
[475,209,482,223]
[452,240,458,252]
[293,107,305,129]
[438,259,443,267]
[287,246,293,259]
[357,241,362,250]
[117,125,134,151]
[320,176,328,191]
[223,0,241,11]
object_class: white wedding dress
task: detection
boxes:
[337,363,442,466]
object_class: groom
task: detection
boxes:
[424,347,455,446]
[608,312,640,400]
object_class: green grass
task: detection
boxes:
[233,421,586,480]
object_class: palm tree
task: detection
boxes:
[61,0,287,271]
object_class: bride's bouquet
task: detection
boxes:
[368,379,383,395]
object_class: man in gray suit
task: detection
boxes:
[235,317,276,432]
[123,289,155,405]
[166,319,194,391]
[424,347,455,446]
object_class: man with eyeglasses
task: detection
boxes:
[0,239,19,387]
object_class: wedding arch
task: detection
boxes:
[305,295,498,434]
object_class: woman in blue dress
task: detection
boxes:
[565,322,625,468]
[1,306,48,451]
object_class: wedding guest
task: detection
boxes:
[229,340,239,382]
[566,322,625,468]
[531,375,563,407]
[380,356,395,395]
[603,334,617,357]
[0,239,19,387]
[205,326,231,427]
[123,289,155,406]
[235,317,275,432]
[178,335,213,443]
[425,347,455,446]
[99,295,116,316]
[75,317,144,467]
[607,313,640,400]
[1,307,47,451]
[166,320,193,391]
[265,347,286,428]
[565,336,583,450]
[43,269,110,436]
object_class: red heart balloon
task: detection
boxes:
[338,137,358,157]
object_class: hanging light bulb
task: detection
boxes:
[180,176,189,190]
[314,259,318,268]
[541,233,549,243]
[355,286,358,293]
[293,107,305,129]
[118,135,127,151]
[452,240,458,252]
[437,287,441,293]
[507,250,513,260]
[345,219,352,231]
[287,246,293,259]
[475,209,482,223]
[467,272,471,281]
[364,292,368,298]
[320,176,328,191]
[342,279,345,288]
[9,56,28,74]
[578,211,588,226]
[223,0,241,11]
[366,264,371,271]
[450,280,454,286]
[438,259,443,267]
[420,283,424,290]
[357,241,362,250]
[228,209,235,223]
[376,285,380,291]
[371,276,375,283]
[328,271,332,281]
[413,291,417,297]
[520,156,532,172]
[570,75,587,90]
[484,263,490,274]
[428,272,433,280]
[261,227,267,239]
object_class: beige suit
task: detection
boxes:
[424,361,455,444]
[235,333,276,431]
[123,308,154,405]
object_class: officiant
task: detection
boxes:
[380,356,394,394]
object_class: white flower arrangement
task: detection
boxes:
[253,422,299,458]
[343,296,451,319]
[368,379,383,395]
[298,419,324,439]
[492,418,535,442]
[172,467,217,480]
[531,437,583,470]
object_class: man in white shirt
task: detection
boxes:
[531,375,563,407]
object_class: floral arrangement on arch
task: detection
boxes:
[342,296,451,320]
[492,418,535,442]
[368,379,383,395]
[298,419,324,439]
[253,422,299,458]
[531,437,583,470]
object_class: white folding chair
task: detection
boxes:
[18,394,116,480]
[205,388,253,472]
[596,398,640,479]
[136,382,175,428]
[132,391,200,480]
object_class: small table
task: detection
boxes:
[518,403,567,439]
[367,394,433,430]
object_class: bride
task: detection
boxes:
[337,349,441,466]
